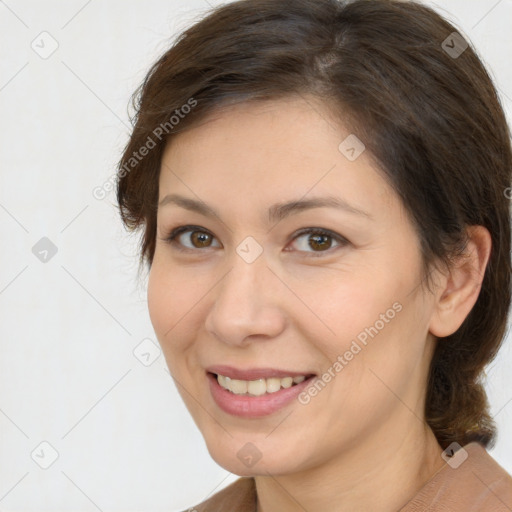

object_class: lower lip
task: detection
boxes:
[207,372,315,418]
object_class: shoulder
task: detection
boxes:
[181,477,256,512]
[400,441,512,511]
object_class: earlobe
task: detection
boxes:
[428,225,492,339]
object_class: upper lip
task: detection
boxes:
[206,365,316,381]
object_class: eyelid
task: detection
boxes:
[163,225,221,251]
[161,224,349,256]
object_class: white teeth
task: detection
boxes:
[216,374,309,396]
[281,377,293,388]
[218,374,227,388]
[230,378,248,394]
[247,379,266,396]
[266,377,281,393]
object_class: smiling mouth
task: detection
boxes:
[208,372,316,396]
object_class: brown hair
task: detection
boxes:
[116,0,512,450]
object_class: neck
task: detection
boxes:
[254,422,445,512]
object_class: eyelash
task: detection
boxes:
[161,225,349,257]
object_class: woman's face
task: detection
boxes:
[147,96,440,476]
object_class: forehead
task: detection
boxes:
[158,96,394,219]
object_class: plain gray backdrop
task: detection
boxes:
[1,0,511,510]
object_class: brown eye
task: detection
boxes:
[307,233,333,251]
[189,231,213,248]
[162,225,221,251]
[289,228,348,256]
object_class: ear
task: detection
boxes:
[428,225,492,338]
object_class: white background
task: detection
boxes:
[0,0,511,510]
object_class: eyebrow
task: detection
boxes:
[158,193,372,224]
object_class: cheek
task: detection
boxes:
[303,263,424,391]
[147,262,199,359]
[318,285,428,420]
[147,265,170,337]
[301,269,398,356]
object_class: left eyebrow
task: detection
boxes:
[267,196,373,223]
[158,193,373,224]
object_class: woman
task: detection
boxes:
[116,0,512,510]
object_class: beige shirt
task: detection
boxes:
[184,442,512,511]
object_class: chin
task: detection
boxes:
[204,433,306,477]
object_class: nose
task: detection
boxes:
[204,248,287,348]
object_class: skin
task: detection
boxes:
[147,95,491,512]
